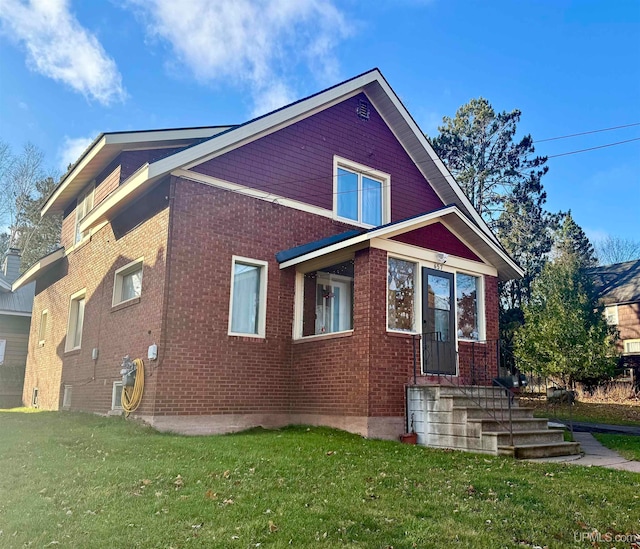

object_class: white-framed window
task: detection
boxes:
[31,387,39,408]
[0,339,5,365]
[297,260,354,338]
[38,309,48,345]
[228,256,268,337]
[604,305,618,325]
[333,156,390,227]
[62,385,72,409]
[624,339,640,355]
[65,289,86,351]
[113,258,143,306]
[387,257,417,332]
[74,183,95,244]
[456,273,481,341]
[112,381,123,410]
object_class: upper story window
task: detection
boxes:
[74,183,95,244]
[113,259,143,306]
[333,157,390,227]
[604,305,618,325]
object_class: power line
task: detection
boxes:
[535,122,640,143]
[546,137,640,158]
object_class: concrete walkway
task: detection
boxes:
[529,431,640,473]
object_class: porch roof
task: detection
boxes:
[276,205,524,281]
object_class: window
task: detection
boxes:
[66,290,86,351]
[624,340,640,354]
[387,257,416,332]
[74,183,95,244]
[112,381,123,410]
[604,305,618,325]
[334,157,389,227]
[32,387,38,408]
[38,310,48,345]
[456,273,480,341]
[62,385,72,409]
[301,260,354,337]
[228,257,268,337]
[113,259,143,306]
[0,339,5,365]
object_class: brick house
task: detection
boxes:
[590,260,640,373]
[0,248,34,408]
[15,69,524,439]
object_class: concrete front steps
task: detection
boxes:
[407,385,581,459]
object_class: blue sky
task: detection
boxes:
[1,0,638,242]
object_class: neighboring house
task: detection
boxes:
[0,248,35,408]
[14,69,524,440]
[589,259,640,371]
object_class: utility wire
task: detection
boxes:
[545,137,640,158]
[535,122,640,143]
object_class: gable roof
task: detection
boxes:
[42,126,234,216]
[276,205,523,281]
[588,259,640,305]
[0,269,34,316]
[77,69,503,253]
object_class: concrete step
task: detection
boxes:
[481,429,565,452]
[498,442,582,459]
[454,406,535,421]
[437,394,514,410]
[468,418,549,433]
[437,385,510,397]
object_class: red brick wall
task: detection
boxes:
[153,178,360,416]
[23,181,171,412]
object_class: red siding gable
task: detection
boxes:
[391,222,482,262]
[190,93,444,221]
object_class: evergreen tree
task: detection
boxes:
[554,210,596,269]
[514,252,618,387]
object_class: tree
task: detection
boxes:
[595,235,640,265]
[514,253,618,387]
[554,210,597,269]
[0,141,61,271]
[431,97,548,227]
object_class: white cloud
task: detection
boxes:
[126,0,351,116]
[58,134,95,171]
[0,0,125,104]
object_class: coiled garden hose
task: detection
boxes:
[122,358,144,416]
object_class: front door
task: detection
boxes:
[422,268,456,375]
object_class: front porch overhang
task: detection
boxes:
[276,205,523,281]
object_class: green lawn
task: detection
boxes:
[0,411,638,548]
[522,397,640,426]
[594,434,640,461]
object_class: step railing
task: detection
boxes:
[411,335,517,446]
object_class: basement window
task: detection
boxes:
[112,381,123,410]
[32,387,39,408]
[62,385,72,409]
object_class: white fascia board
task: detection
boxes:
[41,134,107,217]
[12,247,65,291]
[278,207,458,270]
[79,164,151,232]
[147,72,382,178]
[370,76,500,246]
[0,310,32,317]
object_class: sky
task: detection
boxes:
[0,0,638,243]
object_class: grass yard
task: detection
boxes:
[594,433,640,462]
[0,411,638,548]
[523,397,640,426]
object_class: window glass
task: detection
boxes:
[456,273,479,340]
[122,269,142,301]
[72,297,85,348]
[231,263,261,334]
[362,177,382,226]
[387,258,416,331]
[337,168,358,221]
[39,310,48,343]
[74,185,94,244]
[302,261,354,336]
